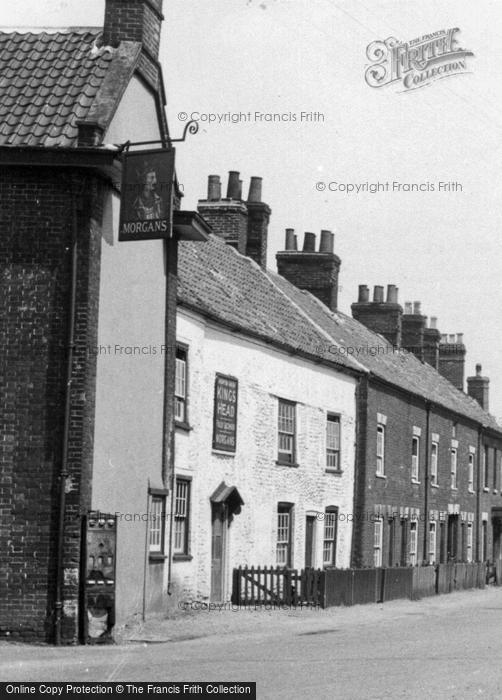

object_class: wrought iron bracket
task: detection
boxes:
[118,120,199,152]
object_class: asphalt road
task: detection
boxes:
[2,588,502,699]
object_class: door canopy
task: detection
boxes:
[210,482,244,516]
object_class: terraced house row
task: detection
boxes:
[1,0,502,644]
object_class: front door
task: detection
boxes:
[305,516,315,568]
[211,503,227,602]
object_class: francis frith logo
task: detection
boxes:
[365,28,473,91]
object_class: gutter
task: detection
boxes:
[54,178,79,645]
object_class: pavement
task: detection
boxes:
[2,587,502,698]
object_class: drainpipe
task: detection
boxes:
[476,426,483,561]
[423,402,431,563]
[163,234,178,597]
[54,178,79,645]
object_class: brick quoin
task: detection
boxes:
[0,166,104,642]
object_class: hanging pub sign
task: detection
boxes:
[213,374,238,452]
[119,147,175,241]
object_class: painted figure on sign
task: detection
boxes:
[133,162,164,220]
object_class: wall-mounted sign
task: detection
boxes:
[119,148,175,241]
[213,374,238,452]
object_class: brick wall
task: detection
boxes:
[352,378,502,568]
[197,201,248,255]
[275,252,341,312]
[0,167,104,642]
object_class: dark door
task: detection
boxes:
[447,516,458,561]
[305,516,315,568]
[211,503,226,602]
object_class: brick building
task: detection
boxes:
[275,240,502,573]
[0,0,185,642]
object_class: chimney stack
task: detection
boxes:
[423,316,441,370]
[401,300,426,361]
[102,1,164,89]
[438,333,466,391]
[351,284,402,346]
[276,229,341,312]
[197,172,248,255]
[467,364,489,411]
[198,171,271,266]
[245,176,271,268]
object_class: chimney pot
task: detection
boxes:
[404,302,413,315]
[386,284,398,304]
[358,285,370,303]
[207,175,221,201]
[457,333,464,344]
[413,301,421,315]
[476,363,482,376]
[373,285,384,303]
[247,176,263,203]
[285,228,296,251]
[430,316,437,329]
[448,334,456,344]
[227,171,240,199]
[319,230,334,253]
[303,232,316,252]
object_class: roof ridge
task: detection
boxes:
[0,27,101,34]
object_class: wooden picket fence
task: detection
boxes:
[231,566,324,606]
[232,562,490,609]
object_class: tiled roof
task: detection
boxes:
[178,236,501,432]
[0,29,128,147]
[271,272,502,432]
[177,235,362,374]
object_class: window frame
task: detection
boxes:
[466,522,473,563]
[468,453,475,493]
[411,436,420,482]
[450,447,458,490]
[277,399,297,466]
[373,517,383,567]
[428,521,437,565]
[276,503,294,567]
[326,413,341,472]
[174,344,189,426]
[430,441,439,486]
[148,489,168,557]
[322,507,338,567]
[483,445,489,490]
[376,424,385,476]
[409,519,418,566]
[173,477,191,558]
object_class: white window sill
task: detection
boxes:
[451,487,458,491]
[411,479,421,485]
[468,489,475,494]
[431,483,440,489]
[484,487,490,492]
[375,473,387,479]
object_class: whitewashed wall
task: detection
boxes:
[172,308,357,602]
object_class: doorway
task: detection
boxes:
[211,503,227,602]
[305,516,316,568]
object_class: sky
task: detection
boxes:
[2,1,502,417]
